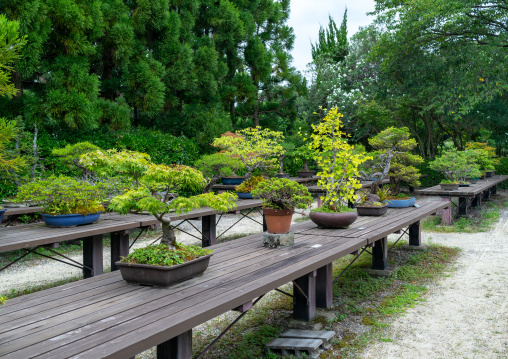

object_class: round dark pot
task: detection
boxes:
[275,173,290,179]
[41,212,101,228]
[384,197,416,208]
[485,170,495,178]
[458,183,470,187]
[439,183,459,191]
[297,170,315,178]
[222,177,246,185]
[116,253,213,288]
[479,174,486,179]
[263,208,294,234]
[309,210,358,228]
[237,192,254,199]
[356,204,388,216]
[0,209,6,223]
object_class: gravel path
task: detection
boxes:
[362,202,508,358]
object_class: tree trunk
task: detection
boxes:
[30,124,38,180]
[160,220,177,250]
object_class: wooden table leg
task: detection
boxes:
[83,235,103,278]
[157,330,192,359]
[483,189,491,201]
[372,237,388,270]
[471,194,482,208]
[262,213,267,232]
[316,263,333,309]
[111,230,129,271]
[408,221,421,246]
[293,271,316,321]
[441,197,452,225]
[458,197,468,215]
[491,184,497,195]
[202,214,216,247]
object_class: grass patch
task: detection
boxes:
[217,232,257,244]
[2,274,83,299]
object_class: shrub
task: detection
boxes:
[251,178,313,211]
[235,176,265,193]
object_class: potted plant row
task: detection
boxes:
[251,178,313,234]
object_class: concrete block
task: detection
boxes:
[266,338,322,359]
[287,319,323,331]
[263,231,294,248]
[365,264,396,277]
[401,244,429,251]
[281,329,335,350]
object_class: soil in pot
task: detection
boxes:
[356,204,388,216]
[263,208,294,234]
[116,253,213,288]
[41,212,101,227]
[309,210,358,228]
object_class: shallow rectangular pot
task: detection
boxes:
[115,253,213,288]
[356,204,388,216]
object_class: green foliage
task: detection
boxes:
[311,12,348,63]
[429,149,481,182]
[0,117,26,179]
[194,153,245,181]
[495,157,508,189]
[14,175,107,215]
[0,15,26,98]
[251,178,313,211]
[416,160,446,188]
[120,243,212,267]
[235,176,265,194]
[312,206,356,213]
[51,141,100,177]
[309,108,371,211]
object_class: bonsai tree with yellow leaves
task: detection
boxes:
[212,127,285,178]
[308,108,371,228]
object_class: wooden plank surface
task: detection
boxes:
[417,175,508,197]
[0,202,447,359]
[1,206,43,217]
[306,178,391,194]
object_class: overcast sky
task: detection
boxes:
[287,0,377,73]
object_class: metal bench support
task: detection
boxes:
[157,330,192,359]
[408,221,421,246]
[293,270,317,321]
[372,237,388,270]
[316,263,333,309]
[111,230,130,271]
[83,235,103,278]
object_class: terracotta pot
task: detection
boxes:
[309,210,358,228]
[263,208,294,234]
[356,204,388,216]
[116,253,213,288]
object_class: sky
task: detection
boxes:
[287,0,377,73]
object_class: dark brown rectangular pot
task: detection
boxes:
[115,253,213,288]
[356,204,388,216]
[439,183,459,190]
[297,170,315,178]
[486,171,495,178]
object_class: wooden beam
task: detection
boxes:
[293,271,317,321]
[202,214,216,247]
[157,330,192,359]
[316,263,333,309]
[111,230,130,271]
[82,235,103,278]
[371,237,388,270]
[441,197,452,225]
[408,221,421,246]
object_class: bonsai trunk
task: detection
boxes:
[302,158,310,171]
[159,218,177,250]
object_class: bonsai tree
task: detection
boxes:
[52,142,101,179]
[308,108,371,212]
[368,127,423,195]
[14,175,107,215]
[278,141,296,175]
[430,149,481,183]
[80,149,151,188]
[212,127,285,178]
[194,153,245,192]
[252,178,312,211]
[109,163,237,250]
[235,176,265,193]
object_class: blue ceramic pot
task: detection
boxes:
[237,192,254,199]
[384,197,416,208]
[222,177,246,185]
[41,212,101,227]
[0,209,6,223]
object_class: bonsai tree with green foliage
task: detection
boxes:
[109,163,237,250]
[194,153,246,192]
[212,127,285,178]
[80,149,151,188]
[308,108,371,212]
[252,178,312,211]
[14,175,107,215]
[52,142,101,179]
[430,149,482,182]
[368,127,423,195]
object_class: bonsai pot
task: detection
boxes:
[275,173,290,179]
[485,170,495,178]
[439,183,459,191]
[237,192,254,199]
[116,253,213,288]
[222,177,246,185]
[466,178,478,184]
[263,208,294,234]
[384,197,416,208]
[458,183,470,187]
[0,209,6,223]
[356,204,388,216]
[297,170,314,178]
[309,211,358,228]
[41,212,101,227]
[479,174,486,179]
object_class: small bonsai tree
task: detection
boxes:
[252,178,313,211]
[52,142,101,179]
[109,164,237,250]
[194,153,245,192]
[14,175,107,215]
[308,108,371,212]
[368,127,423,195]
[80,149,151,188]
[235,176,265,193]
[430,149,481,182]
[212,127,285,178]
